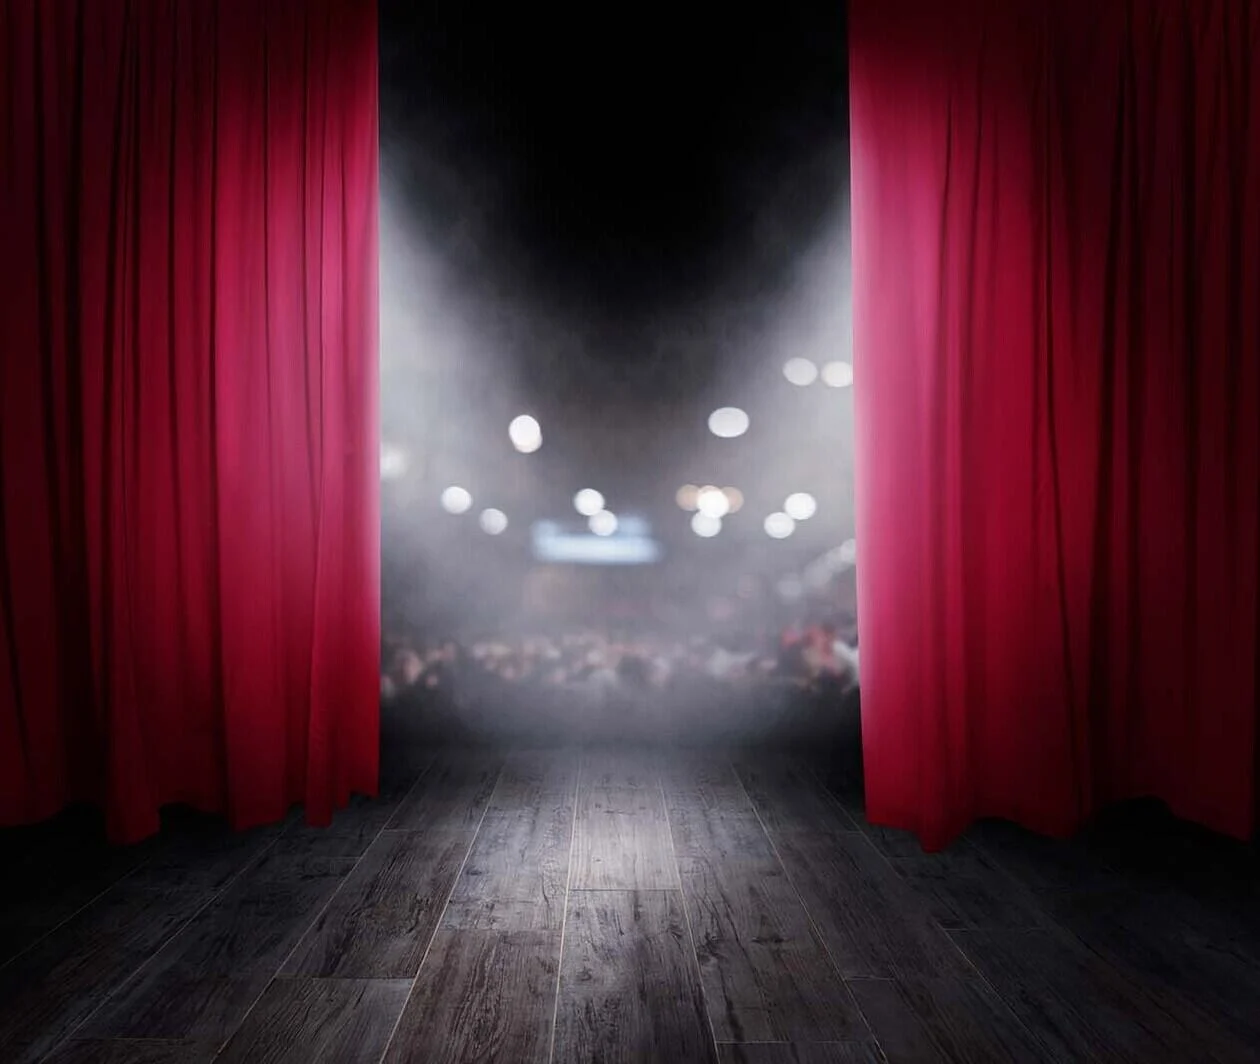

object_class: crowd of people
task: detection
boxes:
[380,619,860,747]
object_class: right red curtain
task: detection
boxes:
[849,0,1260,850]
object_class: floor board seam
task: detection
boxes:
[202,751,438,1062]
[657,752,722,1063]
[727,754,887,1060]
[545,750,582,1064]
[374,751,506,1064]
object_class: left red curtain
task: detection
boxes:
[0,0,381,842]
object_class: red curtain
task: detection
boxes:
[0,0,380,843]
[849,0,1260,850]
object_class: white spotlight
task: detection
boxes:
[479,508,508,535]
[589,510,618,536]
[380,442,408,481]
[764,512,796,539]
[574,489,605,517]
[691,512,722,538]
[696,486,731,518]
[839,538,857,565]
[508,414,542,453]
[783,358,818,386]
[440,486,472,514]
[708,406,750,439]
[822,361,854,388]
[784,492,818,521]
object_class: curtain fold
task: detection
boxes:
[0,0,380,842]
[849,0,1260,849]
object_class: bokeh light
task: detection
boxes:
[479,508,508,535]
[821,360,853,388]
[589,510,618,536]
[380,442,408,480]
[440,486,472,514]
[691,512,722,537]
[676,484,700,511]
[783,357,818,386]
[764,512,795,539]
[696,486,731,518]
[707,406,750,439]
[722,487,744,513]
[508,414,542,453]
[574,488,605,517]
[784,492,817,520]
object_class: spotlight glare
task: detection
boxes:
[722,487,744,513]
[708,406,750,439]
[822,360,854,388]
[764,512,796,539]
[508,414,542,453]
[676,484,700,511]
[784,492,818,520]
[479,508,508,535]
[574,489,605,517]
[589,510,618,536]
[783,358,818,386]
[696,485,731,518]
[691,512,722,538]
[440,486,472,514]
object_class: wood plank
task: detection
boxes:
[82,868,346,1042]
[679,856,870,1043]
[216,977,411,1064]
[382,930,560,1064]
[128,818,292,892]
[41,1039,217,1064]
[570,753,677,890]
[732,756,859,837]
[847,976,1049,1064]
[385,750,503,833]
[660,755,779,867]
[768,832,973,980]
[859,827,1048,931]
[281,829,470,978]
[950,927,1215,1063]
[553,890,716,1064]
[1035,888,1260,1062]
[442,751,577,931]
[0,886,208,1064]
[716,1044,882,1064]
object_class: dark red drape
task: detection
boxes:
[849,0,1260,849]
[0,0,380,842]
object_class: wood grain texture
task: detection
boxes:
[443,752,577,930]
[858,828,1047,931]
[679,856,869,1043]
[383,930,560,1064]
[571,752,678,890]
[41,1039,218,1064]
[0,886,207,1064]
[660,755,779,867]
[282,830,470,978]
[950,927,1213,1063]
[215,977,412,1064]
[553,890,716,1064]
[847,976,1048,1064]
[715,1043,883,1064]
[731,757,859,837]
[84,870,348,1040]
[767,832,972,980]
[385,750,504,833]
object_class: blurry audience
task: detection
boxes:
[380,619,861,748]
